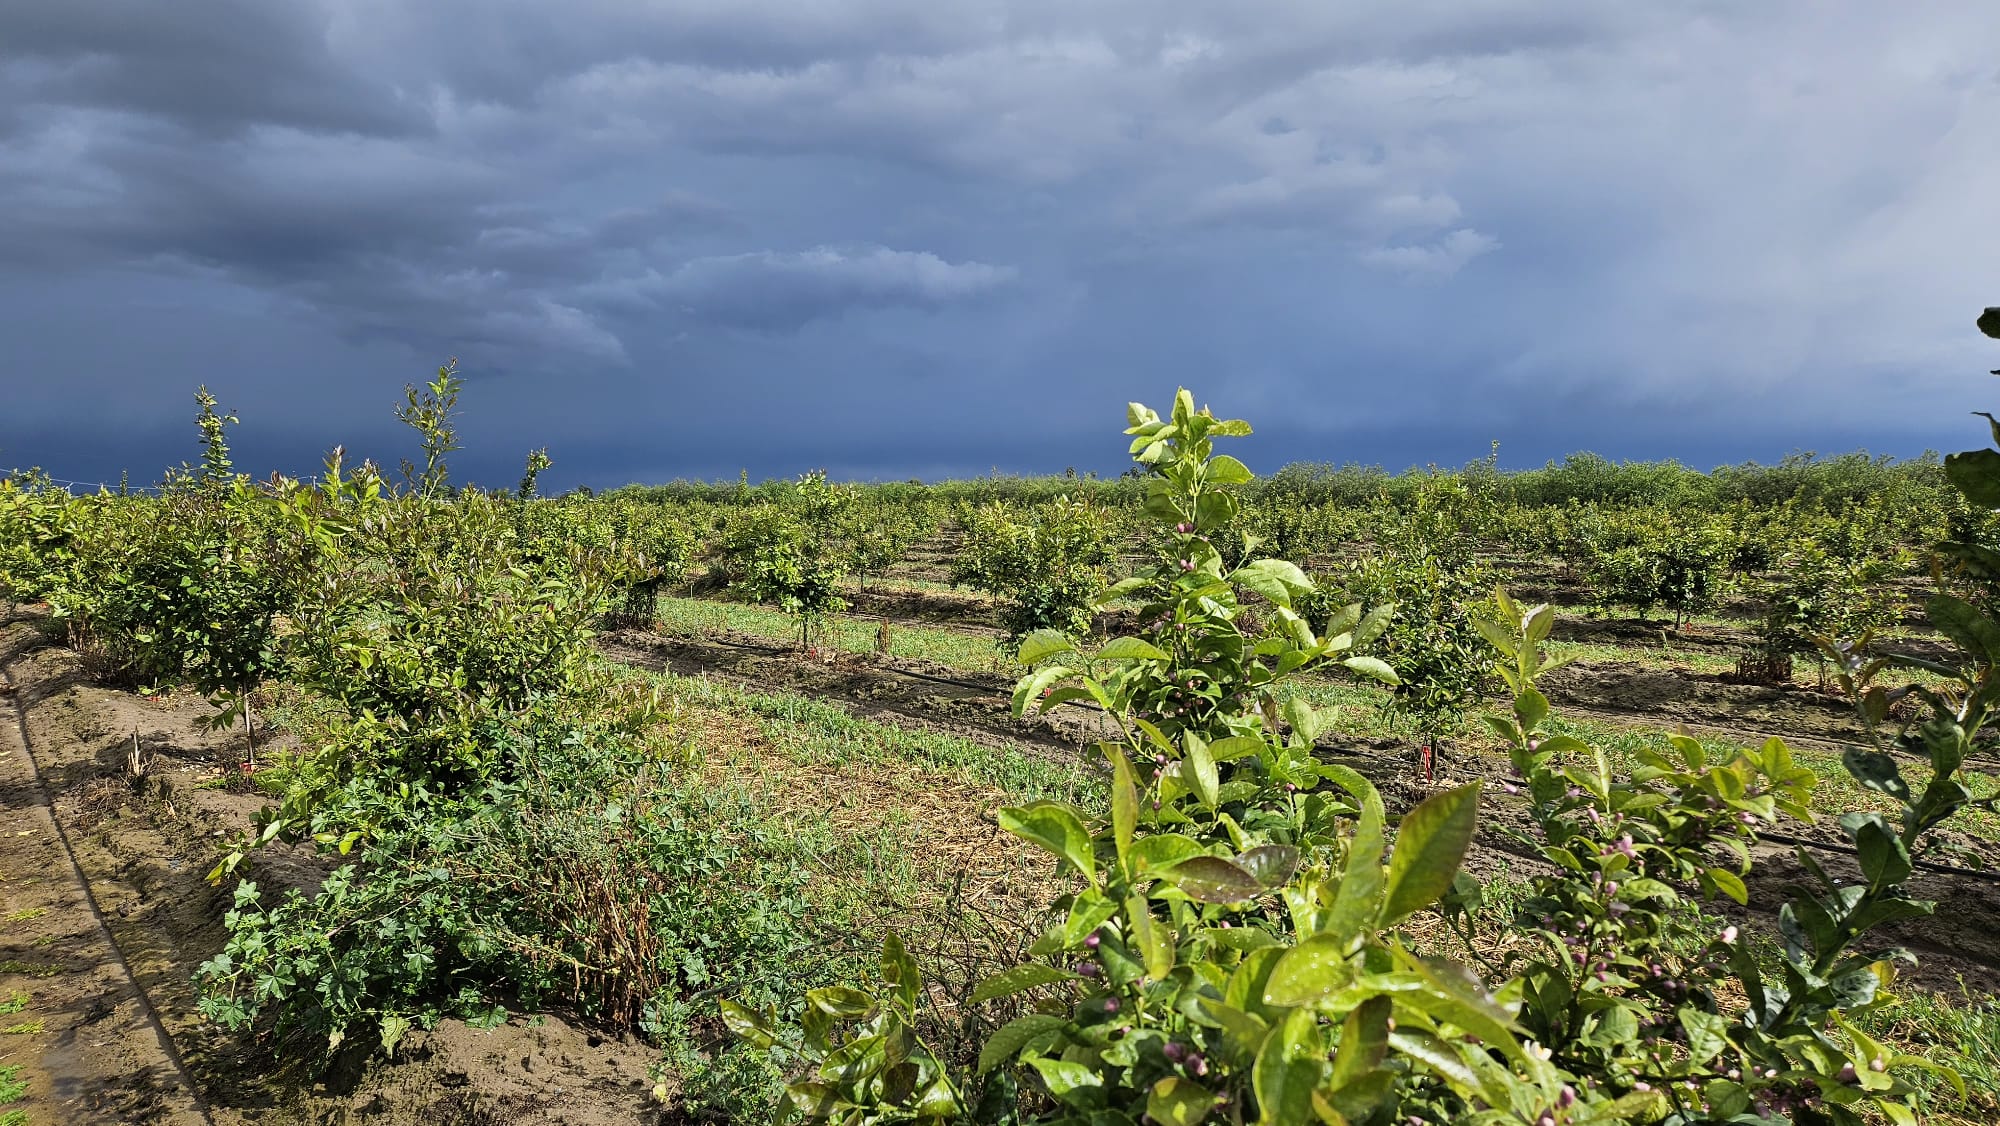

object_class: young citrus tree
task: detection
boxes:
[950,497,1113,646]
[723,392,1650,1126]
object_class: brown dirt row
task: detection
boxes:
[602,624,2000,994]
[0,614,661,1125]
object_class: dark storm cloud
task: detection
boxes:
[3,1,1999,488]
[2,0,423,139]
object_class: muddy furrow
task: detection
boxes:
[0,640,212,1124]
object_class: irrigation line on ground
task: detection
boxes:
[633,627,2000,889]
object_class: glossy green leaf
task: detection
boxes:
[1185,735,1220,808]
[1263,934,1355,1007]
[1029,1056,1102,1099]
[1381,782,1482,927]
[1148,1077,1215,1126]
[1227,560,1308,608]
[1946,448,2000,508]
[1016,629,1076,665]
[978,1014,1066,1074]
[997,803,1095,883]
[1011,665,1071,718]
[1340,655,1399,686]
[1253,1008,1323,1126]
[1161,856,1266,904]
[970,963,1081,1006]
[1236,844,1302,889]
[1703,867,1749,906]
[1207,455,1254,485]
[1099,636,1171,661]
[1330,995,1391,1088]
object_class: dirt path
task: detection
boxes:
[0,614,661,1125]
[0,632,211,1124]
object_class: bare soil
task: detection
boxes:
[0,613,659,1125]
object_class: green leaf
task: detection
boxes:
[1236,844,1301,889]
[1473,615,1518,656]
[1523,603,1556,644]
[1387,1029,1485,1099]
[1253,1009,1323,1126]
[1105,744,1138,867]
[1323,765,1386,936]
[1703,867,1749,906]
[1229,559,1313,608]
[1016,629,1076,665]
[1353,603,1395,646]
[1946,448,2000,508]
[808,986,877,1017]
[1185,736,1220,808]
[881,933,921,1011]
[1207,735,1265,762]
[1161,856,1266,904]
[380,1014,412,1056]
[978,1014,1066,1074]
[1848,813,1913,891]
[997,803,1096,883]
[1126,894,1173,981]
[1926,592,2000,663]
[970,963,1082,1006]
[1147,1077,1215,1126]
[1263,934,1355,1007]
[1011,665,1071,718]
[1029,1056,1102,1099]
[1324,602,1362,639]
[1130,833,1207,873]
[1679,1008,1729,1064]
[1099,636,1172,661]
[1380,782,1483,927]
[1095,575,1150,606]
[1341,655,1399,686]
[913,1079,960,1118]
[1513,686,1549,732]
[1207,455,1254,485]
[1330,996,1391,1088]
[1843,747,1909,802]
[719,999,780,1050]
[1396,974,1522,1065]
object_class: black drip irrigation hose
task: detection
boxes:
[1757,829,2000,885]
[629,628,2000,889]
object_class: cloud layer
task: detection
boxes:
[4,1,1999,486]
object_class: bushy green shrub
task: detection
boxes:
[198,696,826,1068]
[950,498,1113,646]
[1585,515,1726,628]
[717,472,853,649]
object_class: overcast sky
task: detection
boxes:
[5,2,1999,490]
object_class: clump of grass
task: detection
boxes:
[0,962,61,979]
[1862,984,2000,1123]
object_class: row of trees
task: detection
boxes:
[724,379,2000,1126]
